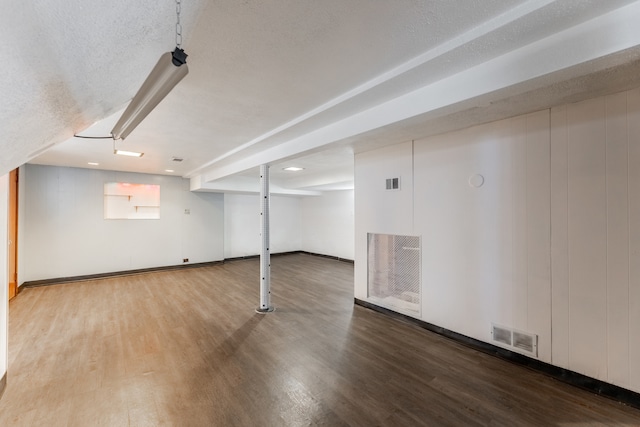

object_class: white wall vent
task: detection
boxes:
[513,331,535,354]
[492,325,512,346]
[491,323,538,357]
[367,233,420,315]
[385,177,400,190]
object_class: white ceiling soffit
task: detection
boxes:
[5,0,640,187]
[190,0,640,187]
[191,147,355,195]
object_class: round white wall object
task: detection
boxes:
[469,174,484,188]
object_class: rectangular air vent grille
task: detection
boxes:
[491,324,537,357]
[492,325,512,346]
[367,233,420,315]
[385,177,400,190]
[513,332,535,353]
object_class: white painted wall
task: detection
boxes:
[0,174,8,384]
[21,165,224,282]
[550,90,640,390]
[355,88,640,393]
[414,113,551,362]
[301,190,354,260]
[224,193,302,258]
[355,141,414,301]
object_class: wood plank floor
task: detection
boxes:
[1,253,639,426]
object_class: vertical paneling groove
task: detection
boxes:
[550,105,570,369]
[524,119,529,330]
[627,91,631,392]
[411,140,415,232]
[545,89,640,390]
[627,89,640,392]
[566,98,608,380]
[627,91,632,391]
[604,92,630,387]
[525,111,551,363]
[511,117,528,331]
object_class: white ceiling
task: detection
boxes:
[5,0,640,194]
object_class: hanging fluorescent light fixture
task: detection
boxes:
[111,0,189,140]
[111,49,188,140]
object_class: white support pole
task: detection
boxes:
[256,164,274,313]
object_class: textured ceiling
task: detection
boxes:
[5,0,640,193]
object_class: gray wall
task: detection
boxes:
[20,165,224,282]
[301,190,354,260]
[223,193,302,258]
[223,191,355,260]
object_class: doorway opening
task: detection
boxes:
[8,169,18,300]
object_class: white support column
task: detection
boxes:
[256,164,274,313]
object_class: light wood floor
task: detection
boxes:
[1,253,639,426]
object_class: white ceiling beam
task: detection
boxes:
[190,174,322,196]
[192,0,640,185]
[185,0,558,179]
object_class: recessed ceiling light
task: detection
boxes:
[283,166,304,172]
[114,149,144,157]
[165,169,175,173]
[88,162,99,166]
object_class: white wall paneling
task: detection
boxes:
[301,190,354,261]
[550,89,640,391]
[21,165,224,282]
[550,104,570,369]
[511,116,528,335]
[604,91,630,388]
[566,96,608,381]
[522,111,552,363]
[627,89,640,392]
[355,85,640,393]
[411,113,551,358]
[414,120,513,334]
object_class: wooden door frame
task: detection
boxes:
[8,168,18,300]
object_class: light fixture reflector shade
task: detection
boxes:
[111,51,188,140]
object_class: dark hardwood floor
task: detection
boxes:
[1,253,639,426]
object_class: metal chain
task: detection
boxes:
[176,0,182,48]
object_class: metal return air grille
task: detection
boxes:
[491,323,538,357]
[367,233,421,315]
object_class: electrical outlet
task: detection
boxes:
[183,258,189,263]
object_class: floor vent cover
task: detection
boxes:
[491,324,538,357]
[367,233,421,315]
